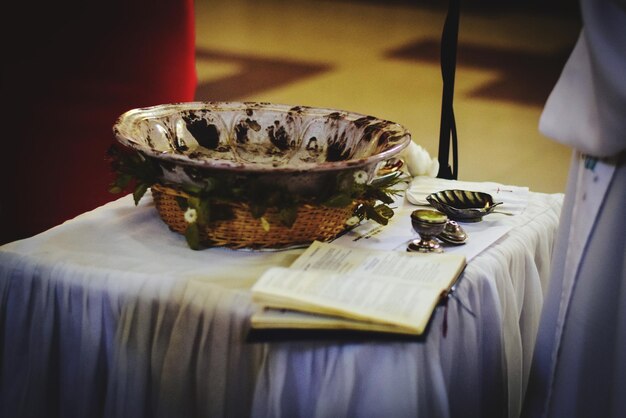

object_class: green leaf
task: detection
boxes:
[187,196,201,210]
[336,177,355,195]
[184,224,201,250]
[197,198,211,225]
[367,188,395,204]
[230,187,245,198]
[364,204,394,226]
[116,173,133,189]
[279,205,298,228]
[109,185,123,194]
[323,193,353,208]
[370,171,404,188]
[265,190,283,207]
[183,185,203,196]
[203,177,218,192]
[175,196,188,210]
[250,202,267,219]
[133,183,149,205]
[375,204,394,219]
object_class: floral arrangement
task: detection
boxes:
[107,144,408,249]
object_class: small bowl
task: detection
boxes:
[408,209,448,253]
[426,189,502,223]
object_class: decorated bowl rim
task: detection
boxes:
[112,101,412,173]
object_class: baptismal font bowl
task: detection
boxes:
[111,101,412,249]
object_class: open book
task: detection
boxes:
[250,241,466,336]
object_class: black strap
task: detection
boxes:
[437,0,460,180]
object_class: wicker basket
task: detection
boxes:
[151,184,359,249]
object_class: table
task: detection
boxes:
[0,182,563,418]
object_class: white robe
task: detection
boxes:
[523,1,626,417]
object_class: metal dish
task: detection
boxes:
[438,220,468,245]
[407,209,448,253]
[426,189,503,223]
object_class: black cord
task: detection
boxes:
[437,0,460,180]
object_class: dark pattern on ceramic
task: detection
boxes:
[113,102,412,192]
[426,189,503,223]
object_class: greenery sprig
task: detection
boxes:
[107,144,407,249]
[107,145,162,205]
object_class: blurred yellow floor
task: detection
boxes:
[194,0,581,193]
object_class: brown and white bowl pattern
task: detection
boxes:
[113,102,412,194]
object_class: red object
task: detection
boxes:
[2,2,197,244]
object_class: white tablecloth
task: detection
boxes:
[0,184,563,418]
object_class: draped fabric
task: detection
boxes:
[522,1,626,417]
[1,189,561,418]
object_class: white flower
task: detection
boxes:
[400,141,439,178]
[353,170,368,184]
[184,207,198,224]
[345,216,361,226]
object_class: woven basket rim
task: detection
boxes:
[150,183,360,249]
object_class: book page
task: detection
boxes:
[251,242,466,333]
[252,267,444,332]
[291,240,465,289]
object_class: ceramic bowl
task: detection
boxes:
[426,189,503,222]
[113,102,412,196]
